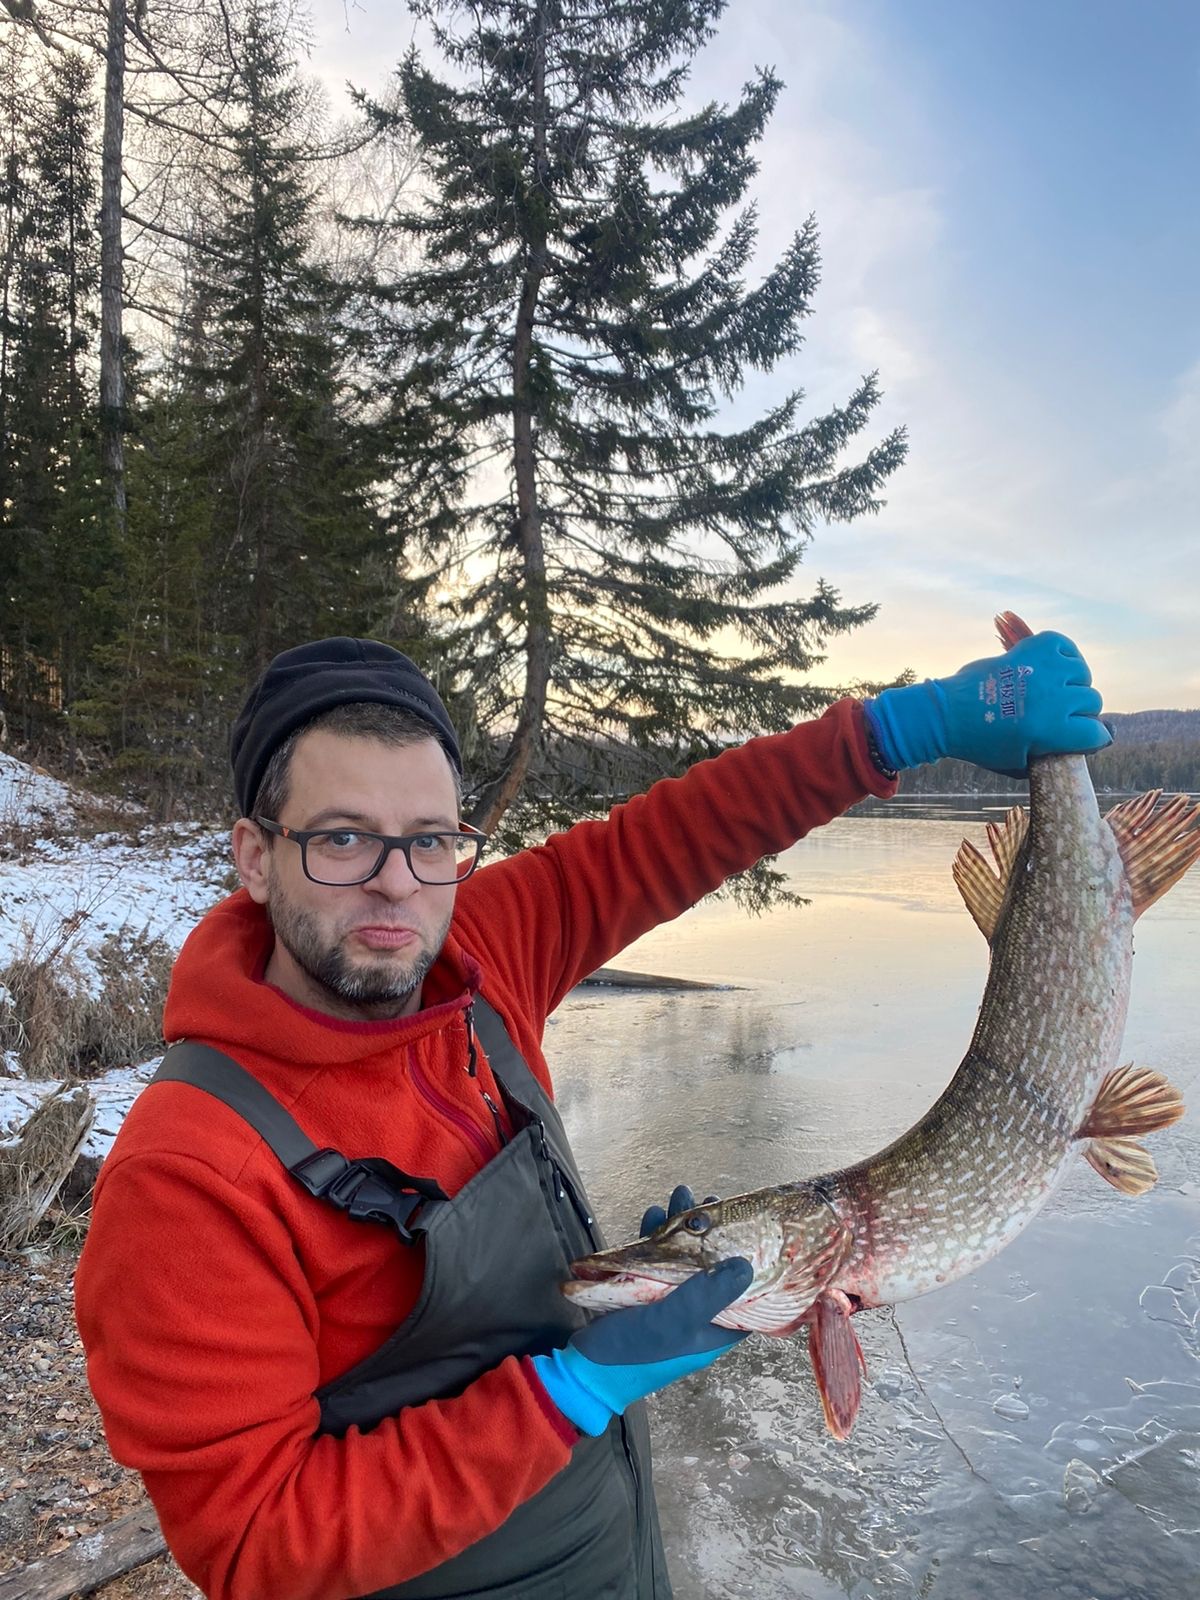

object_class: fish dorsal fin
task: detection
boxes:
[951,805,1029,941]
[1105,791,1200,920]
[1077,1066,1183,1197]
[1076,1063,1185,1140]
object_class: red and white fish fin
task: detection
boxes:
[720,1210,855,1336]
[1106,791,1200,920]
[1076,1063,1185,1140]
[806,1290,867,1441]
[1083,1135,1159,1196]
[994,611,1034,648]
[716,1292,816,1337]
[952,806,1028,942]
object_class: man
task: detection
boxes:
[75,629,1109,1600]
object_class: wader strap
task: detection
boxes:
[469,996,545,1104]
[151,1042,447,1242]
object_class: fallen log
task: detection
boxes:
[0,1503,167,1600]
[0,1086,94,1252]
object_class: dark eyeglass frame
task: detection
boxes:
[255,817,487,886]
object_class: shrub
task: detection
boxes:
[0,925,175,1081]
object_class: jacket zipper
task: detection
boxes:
[408,1051,496,1165]
[534,1117,601,1244]
[480,1089,506,1149]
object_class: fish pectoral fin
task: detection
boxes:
[806,1290,866,1441]
[1083,1135,1159,1196]
[1076,1063,1185,1140]
[724,1290,818,1337]
[951,806,1028,942]
[1106,791,1200,920]
[732,1216,856,1338]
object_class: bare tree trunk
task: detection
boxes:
[0,153,17,475]
[99,0,126,527]
[467,0,551,834]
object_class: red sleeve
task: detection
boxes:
[459,698,895,1025]
[74,1153,573,1600]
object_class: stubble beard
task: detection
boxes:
[267,882,451,1016]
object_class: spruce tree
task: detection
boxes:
[186,0,392,675]
[0,48,109,752]
[365,0,907,842]
[77,360,238,817]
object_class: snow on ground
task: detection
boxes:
[0,750,81,828]
[1,753,235,1156]
[0,825,232,992]
[0,1058,164,1162]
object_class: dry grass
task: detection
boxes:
[1,926,175,1082]
[0,1085,94,1251]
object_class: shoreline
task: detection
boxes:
[578,966,733,991]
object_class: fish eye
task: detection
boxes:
[683,1212,711,1235]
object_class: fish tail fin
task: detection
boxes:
[994,610,1034,649]
[1106,791,1200,919]
[806,1290,866,1441]
[1083,1136,1159,1197]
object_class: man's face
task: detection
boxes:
[235,731,462,1019]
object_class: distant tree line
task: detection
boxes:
[0,0,905,855]
[898,729,1200,796]
[1104,709,1200,747]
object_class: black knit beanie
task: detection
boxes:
[230,638,462,818]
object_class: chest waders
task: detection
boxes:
[152,998,670,1600]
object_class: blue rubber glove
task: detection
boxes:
[532,1256,753,1436]
[862,630,1112,778]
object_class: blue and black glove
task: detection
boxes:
[862,630,1112,779]
[531,1257,752,1436]
[533,1183,749,1437]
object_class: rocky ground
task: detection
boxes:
[0,1233,197,1598]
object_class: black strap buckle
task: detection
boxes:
[289,1148,447,1244]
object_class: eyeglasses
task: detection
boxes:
[256,818,486,886]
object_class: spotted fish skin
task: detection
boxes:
[564,615,1197,1433]
[829,752,1131,1309]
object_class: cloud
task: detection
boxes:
[305,1,1198,710]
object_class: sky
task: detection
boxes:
[307,0,1199,712]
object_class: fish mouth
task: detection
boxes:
[567,1260,621,1283]
[567,1250,695,1288]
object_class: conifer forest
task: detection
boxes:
[0,0,1194,837]
[0,0,915,835]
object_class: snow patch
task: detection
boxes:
[0,1058,165,1162]
[0,753,234,1159]
[0,751,78,829]
[0,824,232,990]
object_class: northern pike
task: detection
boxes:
[563,612,1200,1438]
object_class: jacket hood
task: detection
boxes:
[163,889,480,1065]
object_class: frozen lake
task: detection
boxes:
[547,798,1200,1600]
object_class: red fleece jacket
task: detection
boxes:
[74,702,894,1600]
